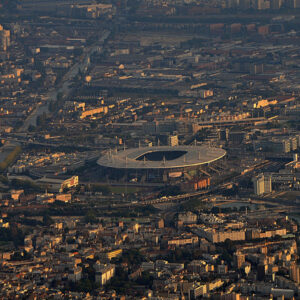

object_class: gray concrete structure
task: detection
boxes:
[97,145,226,171]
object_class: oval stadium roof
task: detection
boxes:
[97,145,226,170]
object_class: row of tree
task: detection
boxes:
[0,146,21,172]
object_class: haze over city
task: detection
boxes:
[0,0,300,299]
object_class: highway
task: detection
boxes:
[20,30,110,132]
[137,189,212,206]
[128,160,287,207]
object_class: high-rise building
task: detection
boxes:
[255,0,264,9]
[253,173,265,195]
[270,0,283,9]
[252,173,272,195]
[0,25,10,51]
[264,174,272,193]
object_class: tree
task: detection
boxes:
[28,124,36,132]
[0,225,25,247]
[84,210,97,224]
[224,239,234,253]
[11,250,31,261]
[136,271,154,287]
[43,215,54,226]
[0,146,21,171]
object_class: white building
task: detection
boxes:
[253,173,265,195]
[94,262,115,285]
[178,211,197,224]
[252,173,272,195]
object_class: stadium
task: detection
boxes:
[97,145,226,183]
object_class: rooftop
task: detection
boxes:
[97,145,226,170]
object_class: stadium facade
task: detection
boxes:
[97,145,226,183]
